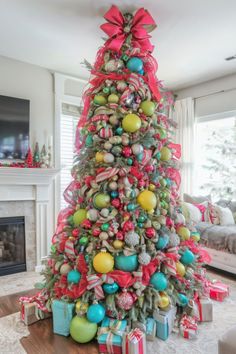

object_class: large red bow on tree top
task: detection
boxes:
[100,5,157,53]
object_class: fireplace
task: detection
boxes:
[0,216,26,276]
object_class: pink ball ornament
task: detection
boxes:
[116,231,124,240]
[145,227,156,239]
[92,227,101,237]
[123,220,134,232]
[116,291,134,310]
[122,146,132,157]
[111,198,121,208]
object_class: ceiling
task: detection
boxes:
[0,0,236,90]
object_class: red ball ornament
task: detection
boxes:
[72,229,80,237]
[116,231,124,240]
[92,227,101,237]
[123,220,134,232]
[116,291,134,310]
[145,227,156,239]
[81,219,92,229]
[88,125,96,132]
[122,146,132,157]
[138,180,146,188]
[111,198,121,208]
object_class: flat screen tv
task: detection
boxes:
[0,95,30,160]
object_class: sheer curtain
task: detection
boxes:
[173,97,195,196]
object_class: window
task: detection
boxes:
[60,103,80,209]
[194,112,236,201]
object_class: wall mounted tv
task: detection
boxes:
[0,95,30,160]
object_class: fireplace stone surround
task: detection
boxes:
[0,167,59,272]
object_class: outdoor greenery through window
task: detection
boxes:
[194,113,236,201]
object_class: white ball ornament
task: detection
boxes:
[109,115,119,126]
[121,134,129,146]
[87,209,99,222]
[104,142,112,150]
[109,181,118,190]
[60,263,72,275]
[103,153,115,163]
[100,208,110,217]
[131,144,143,155]
[99,232,109,240]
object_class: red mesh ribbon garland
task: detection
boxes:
[101,5,156,53]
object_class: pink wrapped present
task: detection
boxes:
[180,315,198,339]
[209,281,229,302]
[122,328,146,354]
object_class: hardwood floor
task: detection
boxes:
[0,267,235,354]
[0,288,99,354]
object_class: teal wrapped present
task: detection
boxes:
[52,300,75,336]
[153,306,176,341]
[146,317,156,341]
[98,317,127,354]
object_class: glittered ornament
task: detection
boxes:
[87,209,99,222]
[116,291,134,310]
[145,227,156,239]
[99,232,109,240]
[122,146,132,157]
[109,181,118,190]
[95,151,104,162]
[131,143,143,155]
[111,146,122,157]
[105,59,124,72]
[138,251,151,265]
[125,231,140,246]
[169,232,180,247]
[93,251,114,273]
[60,263,72,275]
[100,208,110,217]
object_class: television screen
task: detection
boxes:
[0,95,30,160]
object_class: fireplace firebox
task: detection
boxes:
[0,216,26,276]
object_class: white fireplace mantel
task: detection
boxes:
[0,167,60,271]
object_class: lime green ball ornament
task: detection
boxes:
[122,114,141,133]
[140,100,155,116]
[160,147,172,161]
[94,95,107,106]
[70,316,97,343]
[108,94,119,103]
[94,193,111,209]
[73,209,87,226]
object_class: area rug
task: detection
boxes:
[0,271,42,297]
[0,312,29,354]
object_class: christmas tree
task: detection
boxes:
[38,5,210,343]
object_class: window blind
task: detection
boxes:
[60,108,79,209]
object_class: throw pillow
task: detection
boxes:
[183,193,212,204]
[194,201,211,222]
[184,203,202,224]
[214,205,235,225]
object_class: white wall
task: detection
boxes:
[175,73,236,117]
[0,55,54,150]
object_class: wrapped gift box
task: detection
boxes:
[98,316,127,354]
[21,302,51,326]
[153,306,176,341]
[180,314,198,339]
[132,317,156,341]
[122,328,146,354]
[209,281,229,302]
[52,300,75,336]
[196,297,213,322]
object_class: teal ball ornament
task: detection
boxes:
[115,253,138,272]
[126,57,143,72]
[127,203,136,211]
[156,235,169,250]
[138,69,144,75]
[116,127,123,135]
[87,304,105,323]
[127,158,133,166]
[67,270,81,284]
[103,282,119,294]
[150,272,168,291]
[85,134,93,147]
[137,152,143,162]
[180,249,195,265]
[178,293,189,307]
[138,222,144,228]
[110,191,119,198]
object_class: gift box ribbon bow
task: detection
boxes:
[101,5,156,52]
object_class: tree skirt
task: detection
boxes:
[0,312,29,354]
[1,272,236,354]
